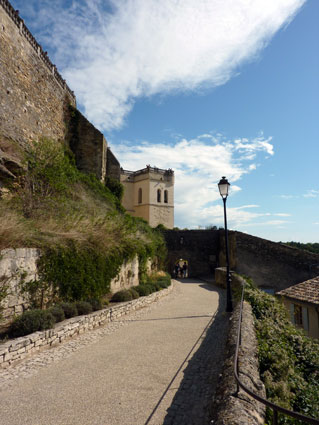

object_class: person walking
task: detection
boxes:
[174,263,180,278]
[182,262,188,278]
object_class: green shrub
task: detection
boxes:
[244,281,319,423]
[105,177,124,202]
[134,285,151,297]
[112,290,133,302]
[146,283,157,293]
[129,288,140,299]
[60,302,78,318]
[48,305,65,323]
[9,309,55,338]
[88,299,103,311]
[75,301,93,315]
[157,280,169,289]
[37,244,127,302]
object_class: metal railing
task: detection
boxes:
[234,284,319,425]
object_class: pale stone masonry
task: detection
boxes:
[0,248,40,327]
[0,283,174,369]
[121,166,175,229]
[0,249,145,329]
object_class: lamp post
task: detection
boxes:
[218,176,233,312]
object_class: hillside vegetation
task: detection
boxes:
[244,280,319,424]
[0,138,167,304]
[283,241,319,255]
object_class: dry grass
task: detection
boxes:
[0,182,127,253]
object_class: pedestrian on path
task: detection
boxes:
[182,262,188,278]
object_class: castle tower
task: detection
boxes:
[120,166,174,229]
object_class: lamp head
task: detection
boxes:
[218,176,230,199]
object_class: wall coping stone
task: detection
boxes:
[0,282,174,369]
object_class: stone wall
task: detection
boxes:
[0,249,149,329]
[67,107,107,181]
[106,147,121,181]
[212,300,266,425]
[235,231,319,292]
[164,229,220,277]
[0,0,122,184]
[0,282,174,369]
[0,1,75,148]
[0,248,40,327]
[109,255,139,293]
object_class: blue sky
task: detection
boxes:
[12,0,319,242]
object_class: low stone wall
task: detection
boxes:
[212,301,266,425]
[0,249,146,328]
[0,282,174,369]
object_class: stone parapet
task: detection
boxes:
[212,301,266,425]
[0,282,174,369]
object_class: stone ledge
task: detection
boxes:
[0,282,174,369]
[211,300,266,425]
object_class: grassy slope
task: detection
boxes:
[0,138,166,303]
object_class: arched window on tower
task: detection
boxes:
[157,189,161,202]
[164,190,168,203]
[138,188,142,204]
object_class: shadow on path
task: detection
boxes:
[144,282,229,425]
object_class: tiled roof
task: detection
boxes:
[277,276,319,305]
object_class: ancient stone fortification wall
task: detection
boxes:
[164,229,220,277]
[235,231,319,292]
[0,0,122,182]
[212,300,266,425]
[0,1,76,147]
[0,282,174,369]
[67,107,107,181]
[106,148,121,181]
[0,249,141,329]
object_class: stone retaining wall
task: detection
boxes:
[0,282,174,369]
[0,248,150,329]
[212,300,266,425]
[0,248,40,327]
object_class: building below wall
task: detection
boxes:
[277,276,319,339]
[121,166,174,229]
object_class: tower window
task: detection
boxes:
[164,190,168,203]
[138,188,142,204]
[157,189,161,202]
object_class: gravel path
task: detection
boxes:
[0,279,228,425]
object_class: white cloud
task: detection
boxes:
[279,194,296,199]
[303,189,319,198]
[19,0,305,131]
[112,132,278,227]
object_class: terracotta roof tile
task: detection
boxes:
[277,276,319,305]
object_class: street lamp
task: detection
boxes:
[218,176,233,312]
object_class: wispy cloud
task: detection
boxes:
[279,194,297,199]
[112,132,280,227]
[16,0,305,131]
[303,189,319,198]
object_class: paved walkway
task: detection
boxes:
[0,279,228,425]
